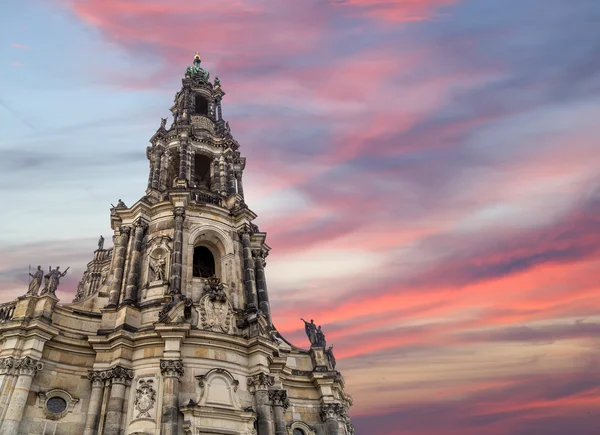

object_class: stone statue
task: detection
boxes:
[224,121,231,135]
[160,117,167,129]
[98,235,105,251]
[214,76,221,87]
[26,265,44,296]
[116,199,126,208]
[150,257,166,282]
[41,266,69,297]
[316,325,327,348]
[301,318,318,347]
[159,150,172,189]
[326,346,336,370]
[186,53,210,82]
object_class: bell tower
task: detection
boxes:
[0,53,354,435]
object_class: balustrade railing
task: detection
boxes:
[0,301,16,323]
[192,191,223,207]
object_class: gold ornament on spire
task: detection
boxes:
[194,52,201,61]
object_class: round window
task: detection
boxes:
[46,397,67,415]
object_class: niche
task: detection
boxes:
[193,246,215,278]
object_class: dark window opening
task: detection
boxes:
[195,95,209,115]
[194,154,211,189]
[193,246,215,278]
[293,429,306,435]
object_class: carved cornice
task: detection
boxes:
[247,372,274,393]
[160,359,184,378]
[0,356,43,377]
[268,389,289,409]
[320,403,346,422]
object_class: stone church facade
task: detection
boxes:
[0,55,354,435]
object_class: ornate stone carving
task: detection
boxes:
[320,403,345,422]
[160,359,184,377]
[15,356,44,376]
[268,389,289,409]
[199,278,232,333]
[0,357,16,375]
[287,422,316,435]
[135,379,157,418]
[158,296,194,324]
[105,366,134,384]
[87,370,105,387]
[247,373,274,393]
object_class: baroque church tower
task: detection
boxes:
[0,54,354,435]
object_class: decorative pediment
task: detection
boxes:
[195,368,241,409]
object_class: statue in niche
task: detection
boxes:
[326,346,336,370]
[301,318,318,347]
[26,265,44,296]
[41,266,69,297]
[97,235,104,251]
[149,256,166,282]
[135,379,156,418]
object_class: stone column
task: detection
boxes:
[147,147,154,190]
[1,357,43,435]
[248,373,274,435]
[269,389,289,435]
[212,159,221,193]
[216,101,223,121]
[238,225,258,311]
[236,171,244,197]
[108,226,131,307]
[227,162,236,196]
[320,403,344,435]
[83,371,105,435]
[160,359,184,435]
[169,207,185,296]
[0,357,18,422]
[152,147,163,190]
[189,149,196,187]
[252,248,271,325]
[179,140,189,182]
[219,157,227,196]
[124,219,147,305]
[103,367,134,435]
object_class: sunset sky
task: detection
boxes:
[1,1,600,434]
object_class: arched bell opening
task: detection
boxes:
[194,95,209,116]
[193,154,212,190]
[193,246,216,278]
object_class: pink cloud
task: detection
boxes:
[11,43,29,49]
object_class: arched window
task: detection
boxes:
[193,154,211,189]
[293,429,306,435]
[195,95,208,115]
[193,246,215,278]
